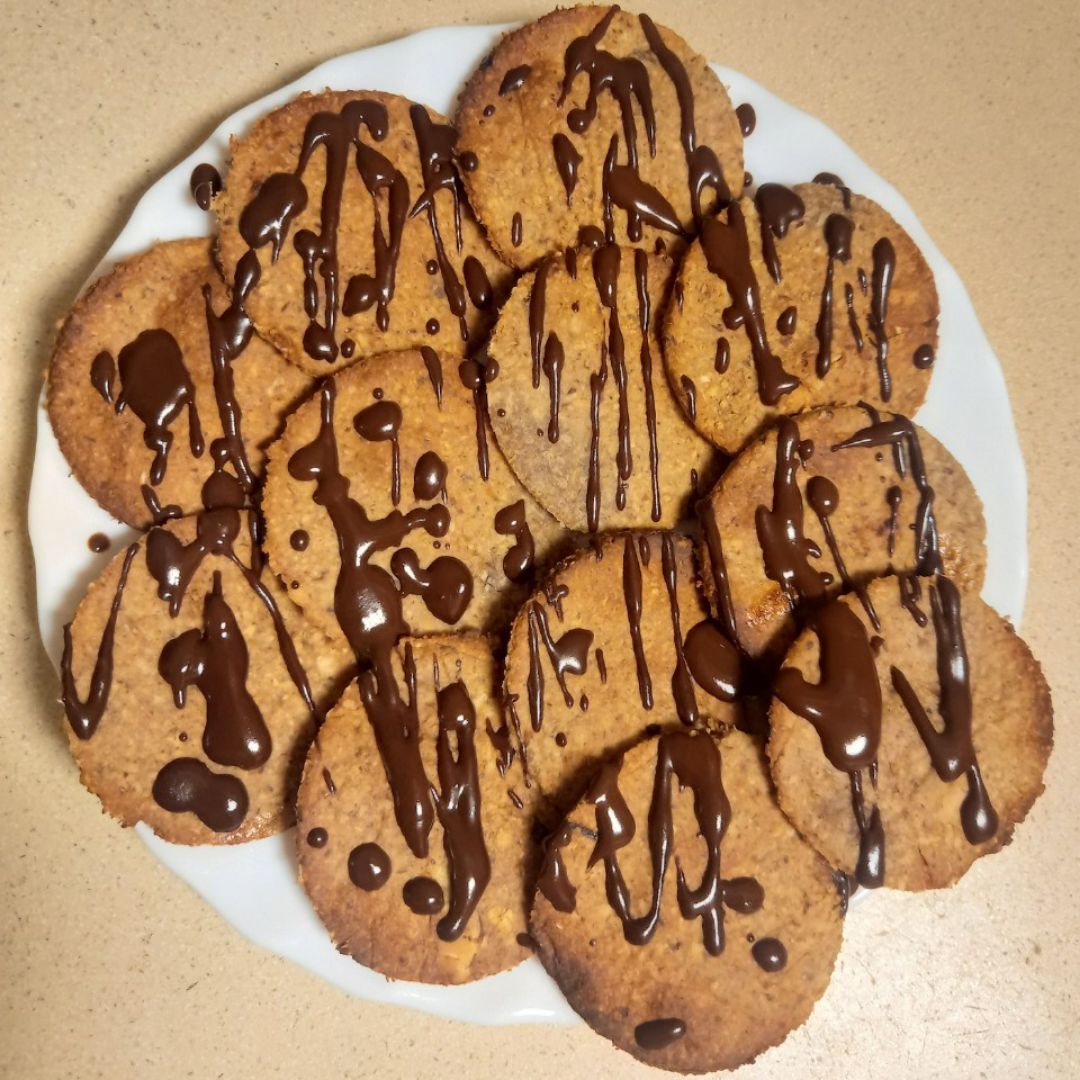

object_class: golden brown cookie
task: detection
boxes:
[531,729,844,1072]
[504,531,741,814]
[768,575,1052,891]
[215,90,509,377]
[262,348,566,651]
[663,180,938,453]
[455,6,744,269]
[697,405,986,659]
[60,507,352,844]
[487,243,717,531]
[297,634,535,983]
[46,238,310,527]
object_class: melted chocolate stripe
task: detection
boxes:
[701,205,799,406]
[890,577,998,844]
[61,543,139,740]
[622,534,654,709]
[632,250,662,522]
[774,600,885,888]
[431,677,491,941]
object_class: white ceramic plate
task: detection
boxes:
[28,23,1027,1027]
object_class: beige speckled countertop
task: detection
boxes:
[2,1,1078,1077]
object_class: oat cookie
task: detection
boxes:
[531,729,843,1072]
[46,238,309,527]
[769,576,1052,891]
[215,91,509,376]
[663,180,938,452]
[456,6,743,268]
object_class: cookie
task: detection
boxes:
[262,348,566,652]
[455,6,744,268]
[215,91,509,377]
[60,499,352,844]
[663,179,938,452]
[769,575,1052,890]
[487,242,717,531]
[297,634,535,983]
[696,405,986,659]
[46,238,310,527]
[531,729,844,1072]
[504,531,741,813]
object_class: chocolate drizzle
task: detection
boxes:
[632,250,663,522]
[736,103,756,137]
[111,329,205,485]
[755,418,827,607]
[635,1018,687,1050]
[499,64,532,95]
[815,213,854,378]
[420,346,443,405]
[413,450,448,502]
[458,359,494,481]
[754,184,805,284]
[805,475,880,630]
[348,842,391,889]
[660,534,698,725]
[701,205,799,406]
[638,12,730,224]
[409,105,470,342]
[354,399,403,506]
[189,163,222,211]
[890,577,998,845]
[494,500,535,582]
[537,823,577,912]
[152,757,249,833]
[431,677,491,941]
[560,7,658,243]
[867,238,896,401]
[593,245,633,511]
[622,534,653,710]
[158,570,272,769]
[552,133,582,205]
[525,601,593,733]
[833,411,941,575]
[684,620,740,702]
[584,731,763,954]
[775,599,885,887]
[699,504,739,641]
[813,172,852,210]
[61,543,138,740]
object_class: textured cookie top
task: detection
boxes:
[769,576,1053,891]
[487,242,717,531]
[215,91,509,376]
[298,634,535,983]
[46,238,309,527]
[696,405,986,659]
[455,5,743,268]
[61,510,351,844]
[504,531,741,813]
[663,180,938,453]
[262,348,566,650]
[531,729,844,1073]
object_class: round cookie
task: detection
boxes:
[531,729,844,1073]
[455,6,744,269]
[487,243,717,531]
[262,348,567,651]
[663,180,938,453]
[696,405,986,659]
[504,531,741,813]
[60,508,352,844]
[768,575,1053,891]
[297,634,535,983]
[215,90,509,376]
[46,238,310,527]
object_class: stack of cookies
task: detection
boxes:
[47,5,1053,1072]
